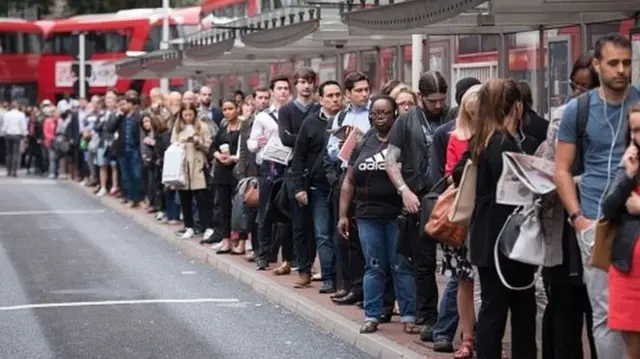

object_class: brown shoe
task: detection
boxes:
[294,273,311,288]
[273,262,291,276]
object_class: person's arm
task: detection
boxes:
[291,119,310,195]
[339,166,355,219]
[430,123,450,185]
[385,116,407,191]
[278,107,297,147]
[602,167,635,220]
[326,135,341,161]
[196,123,212,154]
[170,126,178,144]
[104,113,122,134]
[247,114,263,153]
[554,100,590,229]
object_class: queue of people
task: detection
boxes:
[5,32,640,359]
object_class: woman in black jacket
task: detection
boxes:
[601,102,640,359]
[468,78,541,359]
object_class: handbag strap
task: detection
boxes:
[493,212,538,291]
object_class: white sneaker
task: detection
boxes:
[155,212,166,221]
[48,174,55,179]
[181,228,194,239]
[96,187,107,196]
[203,228,214,241]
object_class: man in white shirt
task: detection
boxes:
[247,75,292,271]
[1,101,27,177]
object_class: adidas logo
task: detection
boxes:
[358,149,401,171]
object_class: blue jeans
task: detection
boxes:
[119,148,143,202]
[358,218,416,323]
[310,188,336,283]
[164,190,180,220]
[432,276,460,341]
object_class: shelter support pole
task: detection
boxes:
[79,33,86,99]
[336,53,344,82]
[396,45,404,82]
[498,33,508,78]
[411,34,423,92]
[187,78,194,91]
[356,51,363,72]
[580,22,589,54]
[375,47,382,88]
[536,29,546,115]
[160,0,170,93]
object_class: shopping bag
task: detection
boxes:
[161,143,186,188]
[591,219,617,271]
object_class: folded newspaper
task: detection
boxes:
[262,137,292,165]
[496,152,564,267]
[496,152,556,206]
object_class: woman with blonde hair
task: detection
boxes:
[437,84,480,358]
[170,102,214,240]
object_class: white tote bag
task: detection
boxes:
[161,143,187,188]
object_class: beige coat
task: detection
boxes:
[171,124,212,190]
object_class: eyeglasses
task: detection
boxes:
[370,110,394,118]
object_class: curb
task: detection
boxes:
[72,183,424,359]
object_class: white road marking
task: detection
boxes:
[181,271,196,275]
[0,179,59,185]
[0,209,106,216]
[0,298,240,312]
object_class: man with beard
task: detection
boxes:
[385,70,453,339]
[198,86,224,127]
[555,33,640,359]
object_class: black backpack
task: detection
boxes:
[571,91,591,176]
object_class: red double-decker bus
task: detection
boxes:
[38,6,201,102]
[0,19,44,104]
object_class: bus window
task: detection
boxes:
[0,32,19,53]
[48,30,131,54]
[144,25,180,52]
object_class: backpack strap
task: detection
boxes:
[571,91,591,176]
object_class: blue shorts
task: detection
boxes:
[95,147,117,167]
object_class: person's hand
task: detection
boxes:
[295,191,308,206]
[257,136,267,148]
[192,136,200,146]
[626,192,640,215]
[337,216,349,239]
[143,137,155,146]
[624,145,639,178]
[573,216,593,233]
[401,188,420,214]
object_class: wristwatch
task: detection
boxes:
[397,184,407,195]
[568,210,584,225]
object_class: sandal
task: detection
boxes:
[403,322,421,334]
[359,321,379,334]
[453,338,474,359]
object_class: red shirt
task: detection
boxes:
[445,133,468,176]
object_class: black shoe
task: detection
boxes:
[174,228,187,237]
[379,312,393,323]
[432,338,454,352]
[319,281,336,294]
[419,324,434,342]
[415,317,427,325]
[331,291,361,305]
[256,258,268,271]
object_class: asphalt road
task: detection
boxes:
[0,176,372,359]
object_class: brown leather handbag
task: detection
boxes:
[425,184,467,247]
[243,179,259,208]
[590,219,617,271]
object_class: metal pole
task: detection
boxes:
[79,32,86,99]
[160,0,170,93]
[411,34,423,92]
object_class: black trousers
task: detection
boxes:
[542,282,597,359]
[5,135,21,175]
[288,176,315,271]
[213,184,234,239]
[257,173,292,262]
[409,213,439,324]
[331,179,365,297]
[476,263,537,359]
[179,189,213,230]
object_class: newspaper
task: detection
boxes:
[262,137,292,165]
[337,126,364,163]
[496,152,556,206]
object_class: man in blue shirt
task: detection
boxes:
[556,33,640,359]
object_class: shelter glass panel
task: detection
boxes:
[506,31,545,115]
[361,50,380,90]
[403,45,412,88]
[380,47,397,89]
[342,52,357,80]
[311,56,337,83]
[588,20,625,47]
